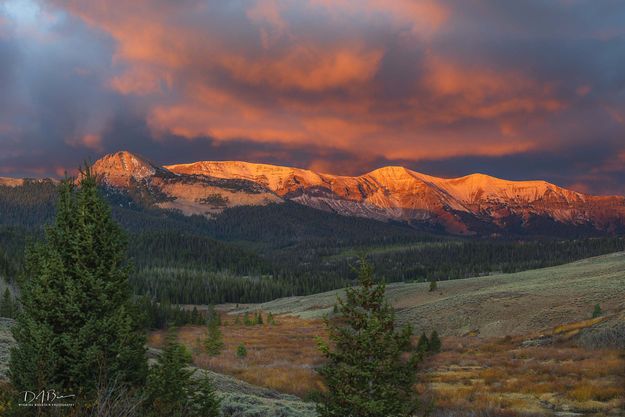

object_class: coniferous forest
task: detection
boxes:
[1,181,624,309]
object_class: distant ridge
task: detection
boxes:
[85,151,625,235]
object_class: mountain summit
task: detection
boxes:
[91,151,625,235]
[92,151,172,186]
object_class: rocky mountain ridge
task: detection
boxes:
[76,151,625,235]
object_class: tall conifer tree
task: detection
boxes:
[9,166,147,401]
[317,259,422,417]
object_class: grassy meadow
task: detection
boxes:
[148,313,624,416]
[148,253,625,416]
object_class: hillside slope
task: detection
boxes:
[247,252,625,338]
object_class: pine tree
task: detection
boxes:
[317,259,422,417]
[145,330,220,417]
[204,319,224,356]
[190,307,200,325]
[0,288,14,318]
[256,311,264,325]
[243,312,253,326]
[267,312,276,325]
[416,332,430,353]
[146,331,194,416]
[429,330,442,353]
[191,375,221,417]
[236,343,247,358]
[592,303,602,318]
[429,280,437,292]
[9,167,147,402]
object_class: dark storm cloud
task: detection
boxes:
[0,0,624,194]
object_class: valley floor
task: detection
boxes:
[149,316,624,416]
[1,253,624,416]
[149,252,625,416]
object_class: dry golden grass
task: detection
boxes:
[148,315,625,415]
[148,313,326,397]
[425,336,624,414]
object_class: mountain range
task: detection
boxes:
[5,150,623,236]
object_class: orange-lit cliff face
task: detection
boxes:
[93,151,625,235]
[92,152,282,217]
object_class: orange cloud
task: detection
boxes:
[218,45,383,91]
[52,0,573,165]
[419,55,567,122]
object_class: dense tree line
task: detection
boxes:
[291,237,625,284]
[0,181,57,228]
[129,231,269,273]
[1,181,625,306]
[132,266,347,305]
[136,296,207,330]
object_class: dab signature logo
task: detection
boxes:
[19,389,76,407]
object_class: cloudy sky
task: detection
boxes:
[1,0,625,194]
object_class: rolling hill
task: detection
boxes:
[243,251,625,339]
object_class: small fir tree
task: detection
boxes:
[416,332,430,353]
[317,259,422,417]
[429,330,442,353]
[236,343,247,358]
[429,280,437,292]
[190,307,200,325]
[592,303,602,318]
[191,375,221,417]
[145,330,220,417]
[204,320,224,356]
[267,312,276,325]
[255,311,263,325]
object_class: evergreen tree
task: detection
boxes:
[267,312,276,325]
[0,288,14,318]
[243,312,253,326]
[190,375,221,417]
[255,311,264,325]
[204,320,224,356]
[429,280,437,292]
[416,332,430,353]
[592,303,602,318]
[428,331,441,353]
[316,259,421,417]
[190,307,200,325]
[146,331,194,416]
[9,168,147,402]
[236,343,247,358]
[206,305,222,326]
[145,330,220,417]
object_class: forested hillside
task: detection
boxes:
[1,181,624,305]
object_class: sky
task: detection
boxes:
[1,0,624,194]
